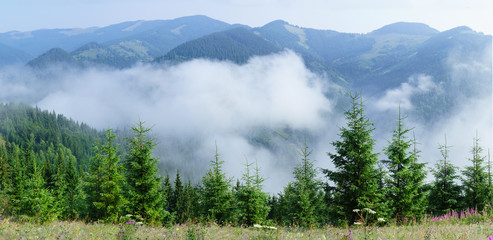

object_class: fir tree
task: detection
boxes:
[85,128,125,221]
[201,144,233,224]
[382,109,427,220]
[85,143,105,220]
[323,93,384,225]
[124,120,167,222]
[283,140,325,227]
[162,174,173,214]
[181,180,200,222]
[53,148,68,219]
[172,170,184,222]
[462,133,489,210]
[235,158,270,226]
[428,136,462,215]
[0,144,11,191]
[21,150,55,222]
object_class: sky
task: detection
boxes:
[0,0,492,34]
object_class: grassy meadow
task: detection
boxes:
[2,211,493,240]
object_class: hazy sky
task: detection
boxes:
[0,0,492,34]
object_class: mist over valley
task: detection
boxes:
[0,16,491,194]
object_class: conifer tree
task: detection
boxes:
[201,145,233,223]
[428,136,462,215]
[8,144,25,214]
[383,109,427,220]
[462,133,489,210]
[181,180,200,222]
[85,128,125,221]
[162,174,173,214]
[323,93,384,225]
[283,140,325,227]
[124,120,166,222]
[0,145,11,191]
[85,143,105,220]
[235,158,270,226]
[172,170,184,222]
[53,148,68,219]
[21,149,55,222]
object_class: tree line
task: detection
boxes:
[0,94,491,227]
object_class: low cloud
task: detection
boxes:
[373,74,439,111]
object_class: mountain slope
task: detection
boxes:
[0,43,31,65]
[156,27,281,63]
[0,15,233,67]
[27,48,78,68]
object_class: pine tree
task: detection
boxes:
[172,170,184,222]
[283,140,325,227]
[323,93,384,225]
[162,174,173,214]
[21,149,55,222]
[85,143,105,220]
[53,148,68,219]
[8,144,25,214]
[235,158,270,226]
[85,128,125,221]
[0,144,11,191]
[181,180,200,222]
[124,120,167,222]
[428,136,462,215]
[462,133,489,210]
[382,109,427,220]
[201,144,233,224]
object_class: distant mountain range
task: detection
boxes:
[0,15,491,122]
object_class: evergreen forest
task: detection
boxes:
[0,95,491,228]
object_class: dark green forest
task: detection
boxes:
[0,98,491,227]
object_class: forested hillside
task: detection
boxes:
[0,103,102,171]
[0,98,491,227]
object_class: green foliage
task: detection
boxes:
[281,140,325,227]
[323,93,385,225]
[235,158,270,226]
[428,136,463,215]
[382,109,427,220]
[462,133,489,211]
[85,128,125,222]
[200,145,234,223]
[124,120,167,223]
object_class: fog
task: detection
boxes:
[0,50,491,194]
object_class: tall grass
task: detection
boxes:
[2,208,493,239]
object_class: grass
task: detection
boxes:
[2,218,493,240]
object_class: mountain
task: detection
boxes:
[27,48,78,68]
[0,15,234,66]
[0,43,31,66]
[369,22,439,36]
[156,27,281,63]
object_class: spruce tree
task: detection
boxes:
[462,133,489,210]
[181,180,200,222]
[382,109,427,220]
[162,174,173,214]
[124,120,166,222]
[85,143,105,220]
[323,93,384,225]
[0,145,11,191]
[21,149,55,222]
[172,170,184,222]
[85,128,125,221]
[428,136,462,215]
[53,148,68,219]
[235,158,270,226]
[283,140,325,227]
[201,145,233,223]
